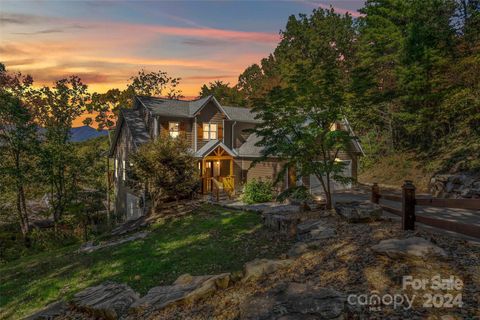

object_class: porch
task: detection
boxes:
[196,142,236,198]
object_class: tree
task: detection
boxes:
[395,0,457,149]
[0,92,38,241]
[351,0,459,150]
[34,76,90,228]
[349,0,407,149]
[88,69,183,129]
[0,64,38,243]
[130,137,199,210]
[128,69,182,99]
[252,8,356,209]
[199,80,245,106]
[237,54,282,108]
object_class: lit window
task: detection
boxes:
[203,123,217,140]
[169,122,179,138]
[115,159,118,178]
[122,160,126,181]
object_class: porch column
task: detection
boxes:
[230,159,233,176]
[202,159,206,194]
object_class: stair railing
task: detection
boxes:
[211,177,223,202]
[222,176,235,198]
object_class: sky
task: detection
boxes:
[1,0,363,98]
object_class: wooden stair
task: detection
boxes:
[210,177,234,202]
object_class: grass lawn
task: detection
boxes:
[0,204,292,319]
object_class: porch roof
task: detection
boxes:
[195,139,238,158]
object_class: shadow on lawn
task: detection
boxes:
[0,207,293,319]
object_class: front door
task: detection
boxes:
[204,161,214,193]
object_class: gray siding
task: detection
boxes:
[233,122,255,149]
[113,122,142,220]
[233,158,286,192]
[196,101,226,149]
[156,116,194,147]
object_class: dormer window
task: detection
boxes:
[169,122,180,138]
[203,123,217,140]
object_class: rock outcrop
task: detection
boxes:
[335,201,382,222]
[371,237,448,259]
[79,232,149,253]
[25,300,68,320]
[429,173,480,199]
[242,258,294,282]
[130,273,230,313]
[262,213,300,237]
[287,242,309,258]
[72,282,140,320]
[296,219,336,242]
[240,283,346,319]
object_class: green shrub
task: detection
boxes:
[276,186,312,203]
[241,179,274,204]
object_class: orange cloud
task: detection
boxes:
[1,14,277,96]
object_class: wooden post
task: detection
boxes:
[106,155,111,227]
[371,183,380,204]
[402,180,416,230]
[202,159,206,194]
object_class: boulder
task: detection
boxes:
[72,282,140,320]
[287,287,346,318]
[296,220,324,235]
[429,173,480,199]
[263,213,300,237]
[239,295,277,320]
[297,226,337,242]
[263,205,301,215]
[25,300,68,320]
[371,237,448,259]
[335,201,382,222]
[130,273,230,313]
[287,243,309,258]
[242,258,294,282]
[240,283,346,319]
[311,226,336,239]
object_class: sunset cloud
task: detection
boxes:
[1,1,362,97]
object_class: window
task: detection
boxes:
[122,160,126,181]
[203,123,217,140]
[169,122,180,138]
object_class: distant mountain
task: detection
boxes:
[70,126,108,142]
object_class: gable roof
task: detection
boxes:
[135,95,258,122]
[108,109,150,157]
[236,133,264,157]
[195,139,237,158]
[222,106,260,123]
[342,117,364,156]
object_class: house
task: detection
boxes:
[108,95,363,220]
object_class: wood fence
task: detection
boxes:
[371,181,480,238]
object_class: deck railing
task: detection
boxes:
[202,176,235,200]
